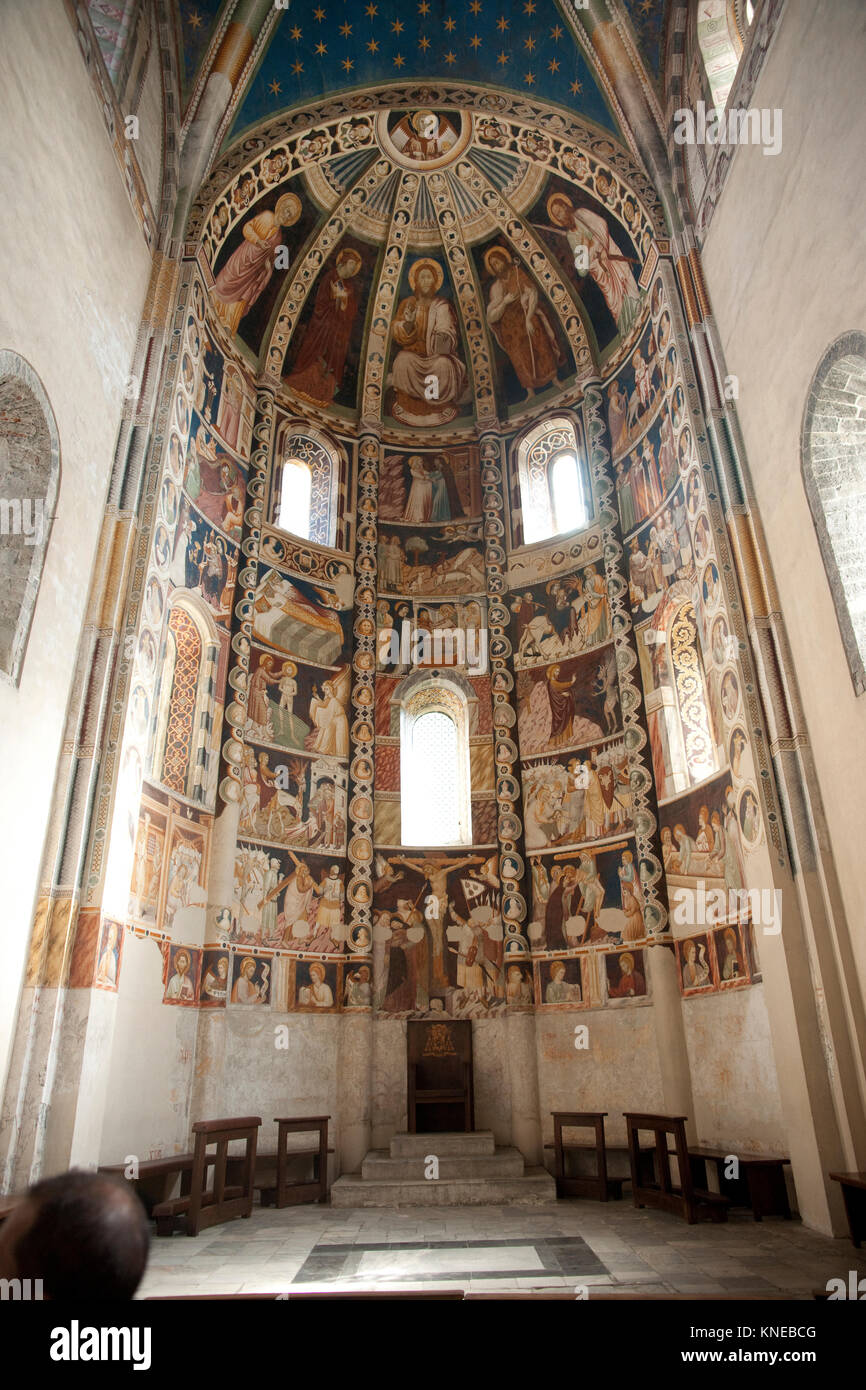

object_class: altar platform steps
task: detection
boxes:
[330,1130,557,1207]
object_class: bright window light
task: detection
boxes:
[402,709,463,846]
[278,458,312,539]
[551,452,587,534]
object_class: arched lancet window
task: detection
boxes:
[0,351,60,686]
[401,680,472,847]
[516,417,592,546]
[802,332,866,695]
[271,426,340,547]
[151,596,219,803]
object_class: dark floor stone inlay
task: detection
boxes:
[292,1235,607,1284]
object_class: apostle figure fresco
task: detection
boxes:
[517,645,619,756]
[284,245,363,405]
[545,191,642,340]
[482,246,565,402]
[184,418,246,539]
[388,259,468,426]
[212,192,301,335]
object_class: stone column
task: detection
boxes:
[203,382,276,943]
[337,429,380,1173]
[477,428,542,1159]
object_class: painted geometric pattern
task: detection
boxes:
[162,607,201,794]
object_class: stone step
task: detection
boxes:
[330,1166,557,1208]
[362,1147,526,1181]
[389,1130,496,1159]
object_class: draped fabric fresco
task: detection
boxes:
[91,89,767,1034]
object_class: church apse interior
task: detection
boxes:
[1,0,865,1313]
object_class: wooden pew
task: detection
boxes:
[549,1111,625,1201]
[152,1116,261,1237]
[624,1113,729,1224]
[687,1145,791,1221]
[829,1172,866,1247]
[257,1116,332,1208]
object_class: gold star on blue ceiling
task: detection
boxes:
[225,0,619,148]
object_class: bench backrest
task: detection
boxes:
[188,1116,261,1234]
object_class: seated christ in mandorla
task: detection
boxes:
[389,259,468,426]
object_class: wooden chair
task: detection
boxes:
[407,1020,474,1133]
[624,1113,729,1224]
[152,1116,261,1236]
[258,1116,332,1208]
[550,1112,624,1201]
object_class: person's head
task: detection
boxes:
[0,1170,150,1300]
[685,941,696,964]
[620,953,634,976]
[174,949,190,976]
[217,957,228,980]
[241,957,256,979]
[416,266,436,297]
[551,962,566,982]
[310,963,326,983]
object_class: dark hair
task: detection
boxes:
[12,1169,150,1299]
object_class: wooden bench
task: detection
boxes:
[829,1172,866,1248]
[257,1116,332,1208]
[99,1154,197,1215]
[687,1145,791,1221]
[549,1112,625,1201]
[152,1116,261,1236]
[624,1113,729,1224]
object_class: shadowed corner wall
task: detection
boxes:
[0,0,153,1098]
[700,0,866,1015]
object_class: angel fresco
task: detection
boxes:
[285,246,363,405]
[211,192,301,335]
[483,246,564,400]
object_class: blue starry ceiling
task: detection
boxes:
[620,0,668,87]
[177,0,226,100]
[221,0,621,148]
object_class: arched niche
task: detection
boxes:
[150,590,221,804]
[802,331,866,695]
[0,351,60,686]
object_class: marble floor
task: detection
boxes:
[136,1202,866,1299]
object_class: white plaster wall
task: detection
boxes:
[187,1009,342,1163]
[98,934,197,1163]
[680,986,787,1154]
[0,1,152,1094]
[701,0,866,990]
[535,1007,665,1148]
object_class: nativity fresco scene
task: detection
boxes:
[1,0,863,1318]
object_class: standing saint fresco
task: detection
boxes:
[212,192,301,336]
[546,192,641,339]
[483,247,563,400]
[285,247,363,404]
